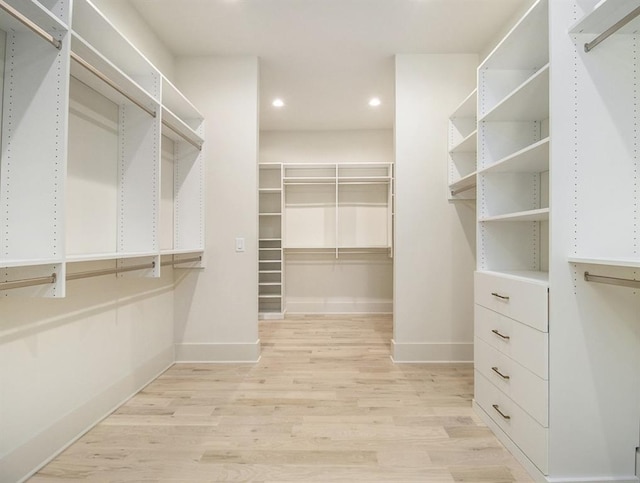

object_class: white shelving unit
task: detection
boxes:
[474,0,640,480]
[473,0,551,477]
[0,0,205,298]
[283,163,393,257]
[448,89,477,200]
[259,163,283,318]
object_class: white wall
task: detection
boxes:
[393,54,477,362]
[0,271,175,482]
[261,130,394,314]
[173,57,260,361]
[90,0,175,80]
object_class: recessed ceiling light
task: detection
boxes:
[272,98,285,108]
[369,97,381,107]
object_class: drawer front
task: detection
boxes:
[475,337,548,426]
[475,371,548,474]
[475,271,548,332]
[475,304,548,379]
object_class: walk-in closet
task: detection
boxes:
[0,1,638,482]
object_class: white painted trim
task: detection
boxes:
[175,340,261,362]
[259,312,285,320]
[390,339,473,362]
[2,347,175,483]
[285,300,392,314]
[472,401,639,483]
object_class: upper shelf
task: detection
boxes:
[72,0,159,98]
[480,65,549,122]
[570,0,640,35]
[568,257,640,269]
[162,76,204,131]
[449,171,477,195]
[450,89,477,119]
[70,33,158,115]
[161,106,204,149]
[480,0,549,70]
[0,0,69,35]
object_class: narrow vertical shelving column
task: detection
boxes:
[258,163,283,318]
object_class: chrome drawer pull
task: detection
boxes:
[491,329,510,340]
[492,404,511,420]
[491,366,510,380]
[491,292,510,300]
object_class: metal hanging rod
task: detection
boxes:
[0,1,61,49]
[584,6,640,52]
[67,261,156,281]
[0,273,57,291]
[70,51,157,118]
[160,255,202,267]
[451,182,477,196]
[584,271,640,289]
[162,120,202,151]
[0,255,203,291]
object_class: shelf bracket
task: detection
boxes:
[584,6,640,53]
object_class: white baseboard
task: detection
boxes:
[390,339,473,362]
[473,401,639,483]
[175,340,261,362]
[1,347,174,483]
[259,312,285,320]
[285,300,392,314]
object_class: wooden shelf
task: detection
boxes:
[568,257,640,269]
[160,249,204,256]
[449,171,477,196]
[480,208,549,222]
[480,137,550,174]
[161,76,203,128]
[570,0,640,35]
[481,65,549,122]
[161,106,204,148]
[259,188,282,193]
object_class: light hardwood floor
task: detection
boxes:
[31,316,532,482]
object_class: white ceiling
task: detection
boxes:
[130,0,529,131]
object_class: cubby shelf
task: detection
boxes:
[449,130,477,154]
[480,65,550,122]
[479,137,549,174]
[449,172,477,195]
[451,88,477,119]
[480,208,549,223]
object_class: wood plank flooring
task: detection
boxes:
[31,316,533,482]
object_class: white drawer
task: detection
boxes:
[475,337,548,426]
[475,304,548,379]
[475,271,548,332]
[475,371,548,475]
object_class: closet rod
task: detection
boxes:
[584,6,640,52]
[0,1,61,49]
[67,261,156,281]
[584,271,640,289]
[0,273,57,291]
[70,52,157,118]
[451,182,477,196]
[160,255,202,267]
[162,120,202,151]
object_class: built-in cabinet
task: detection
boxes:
[473,0,640,481]
[0,0,205,298]
[258,162,393,317]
